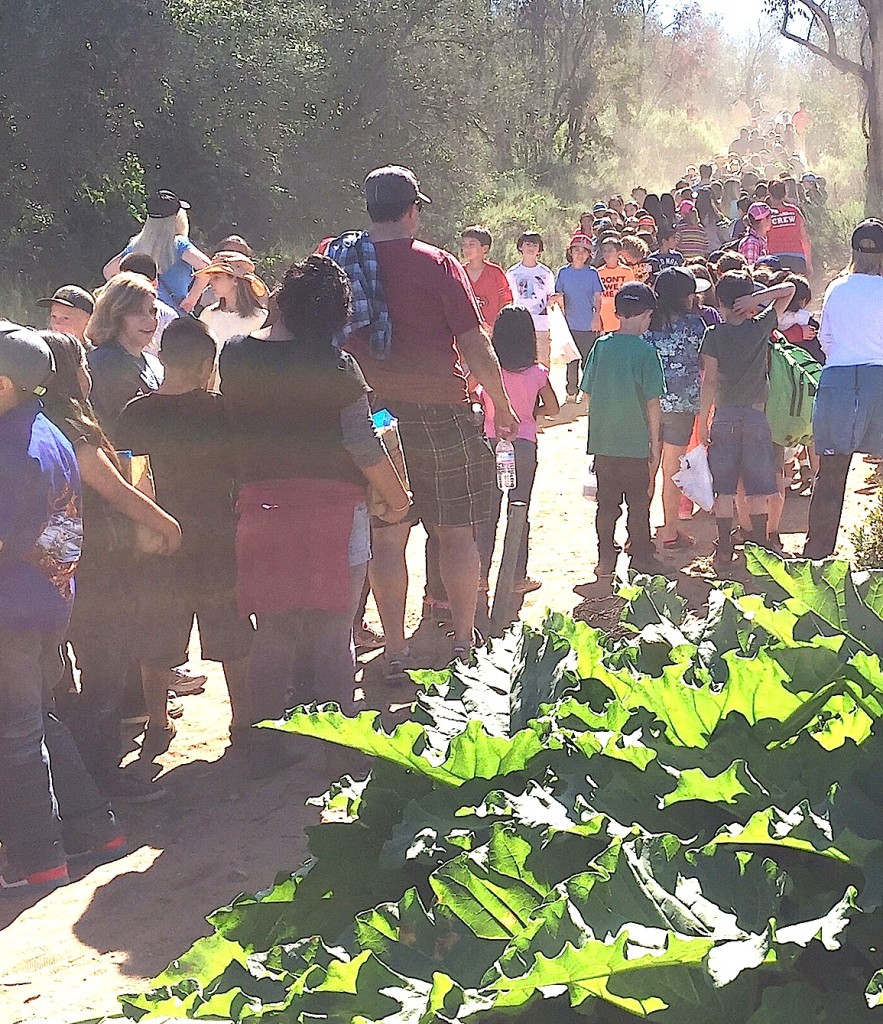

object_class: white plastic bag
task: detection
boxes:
[582,457,597,500]
[672,443,714,512]
[549,305,581,364]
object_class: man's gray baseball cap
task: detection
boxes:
[364,165,432,207]
[0,321,54,396]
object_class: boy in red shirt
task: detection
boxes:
[460,226,512,327]
[766,180,812,276]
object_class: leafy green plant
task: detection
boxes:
[88,550,883,1023]
[852,486,883,571]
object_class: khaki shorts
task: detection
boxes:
[535,329,551,367]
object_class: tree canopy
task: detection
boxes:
[0,0,870,298]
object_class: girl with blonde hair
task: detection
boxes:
[102,190,210,314]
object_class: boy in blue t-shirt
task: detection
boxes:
[0,324,122,895]
[554,232,604,399]
[576,285,665,590]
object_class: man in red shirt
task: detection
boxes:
[460,226,512,327]
[793,101,811,138]
[766,179,813,276]
[346,166,517,676]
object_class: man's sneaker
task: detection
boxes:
[67,832,128,865]
[0,862,70,898]
[354,623,385,651]
[383,646,414,685]
[65,810,128,865]
[169,665,208,695]
[513,577,542,594]
[630,554,666,575]
[661,532,695,552]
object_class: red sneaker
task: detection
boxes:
[67,833,129,865]
[0,861,70,898]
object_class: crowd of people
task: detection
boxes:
[2,133,883,899]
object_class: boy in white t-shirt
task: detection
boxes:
[506,231,558,367]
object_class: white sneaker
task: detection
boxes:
[169,665,208,695]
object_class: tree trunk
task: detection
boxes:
[867,4,883,213]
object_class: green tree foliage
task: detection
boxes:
[0,0,640,294]
[0,0,872,307]
[767,0,883,210]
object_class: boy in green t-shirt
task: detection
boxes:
[577,283,664,587]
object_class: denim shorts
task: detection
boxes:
[708,406,778,496]
[660,411,695,447]
[812,364,883,456]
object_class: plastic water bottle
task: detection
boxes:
[495,439,517,491]
[583,456,597,500]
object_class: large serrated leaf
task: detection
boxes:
[431,827,550,940]
[266,705,549,786]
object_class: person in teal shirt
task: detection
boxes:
[578,283,664,585]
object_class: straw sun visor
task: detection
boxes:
[195,251,269,299]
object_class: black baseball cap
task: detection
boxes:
[614,282,657,317]
[851,219,883,255]
[146,189,191,219]
[364,166,431,208]
[36,285,94,314]
[0,321,55,396]
[655,266,706,301]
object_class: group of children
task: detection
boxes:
[457,184,820,589]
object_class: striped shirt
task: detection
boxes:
[674,222,710,258]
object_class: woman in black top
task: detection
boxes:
[220,255,409,777]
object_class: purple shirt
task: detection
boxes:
[0,402,82,633]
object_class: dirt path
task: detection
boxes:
[2,363,878,1024]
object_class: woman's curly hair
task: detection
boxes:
[274,254,353,343]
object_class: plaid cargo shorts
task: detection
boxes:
[383,401,495,528]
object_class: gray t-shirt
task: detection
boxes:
[700,306,777,408]
[86,342,163,437]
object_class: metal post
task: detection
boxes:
[489,501,528,634]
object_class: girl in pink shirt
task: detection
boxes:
[477,306,560,593]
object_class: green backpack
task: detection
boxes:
[765,332,822,447]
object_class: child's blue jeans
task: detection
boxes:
[0,629,110,875]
